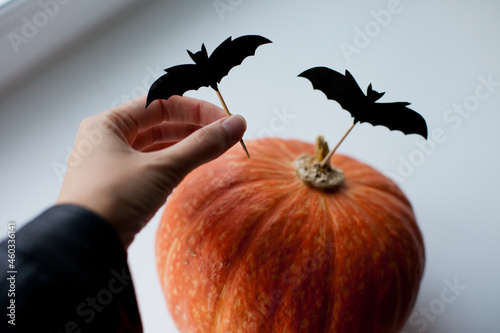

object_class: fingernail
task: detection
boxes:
[222,115,247,142]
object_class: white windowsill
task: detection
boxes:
[0,0,143,95]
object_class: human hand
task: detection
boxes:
[56,95,246,249]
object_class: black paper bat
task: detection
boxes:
[146,35,272,107]
[299,67,428,139]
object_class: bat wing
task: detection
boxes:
[298,67,367,117]
[363,102,428,138]
[146,64,211,107]
[208,35,272,87]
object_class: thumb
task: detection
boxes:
[158,114,247,178]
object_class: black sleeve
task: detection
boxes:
[0,204,143,333]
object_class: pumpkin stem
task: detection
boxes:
[293,136,344,190]
[315,136,331,166]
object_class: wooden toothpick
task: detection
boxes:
[215,89,250,158]
[320,122,356,168]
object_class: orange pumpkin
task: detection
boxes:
[156,137,425,332]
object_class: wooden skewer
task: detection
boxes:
[215,89,250,158]
[320,122,356,168]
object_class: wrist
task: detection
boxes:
[55,195,133,250]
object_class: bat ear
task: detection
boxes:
[187,49,195,62]
[187,44,209,64]
[367,83,385,101]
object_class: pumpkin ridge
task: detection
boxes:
[358,187,425,330]
[323,192,355,331]
[211,185,296,332]
[350,183,422,262]
[327,183,417,331]
[270,189,333,331]
[326,189,397,330]
[359,185,422,249]
[250,154,299,176]
[277,138,315,164]
[336,156,410,208]
[353,192,406,332]
[263,186,335,331]
[356,181,410,208]
[214,182,331,331]
[317,192,337,332]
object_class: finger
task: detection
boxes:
[103,95,228,145]
[132,123,201,151]
[160,95,227,125]
[107,95,227,130]
[156,114,247,179]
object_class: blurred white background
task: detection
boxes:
[1,0,499,332]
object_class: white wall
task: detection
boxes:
[1,0,499,332]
